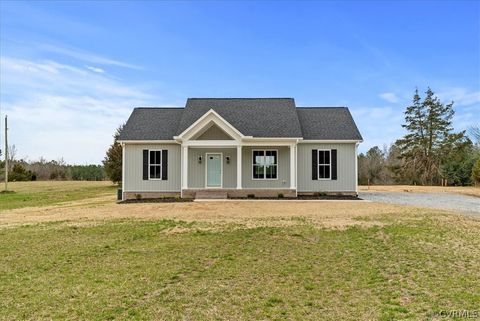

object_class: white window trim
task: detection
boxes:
[317,149,332,181]
[252,149,279,180]
[205,152,223,188]
[148,149,163,180]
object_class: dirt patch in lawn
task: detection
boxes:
[359,185,480,198]
[0,194,461,230]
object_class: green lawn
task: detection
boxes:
[0,181,116,211]
[1,214,479,320]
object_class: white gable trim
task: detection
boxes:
[174,109,249,142]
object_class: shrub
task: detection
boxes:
[103,124,124,184]
[247,194,255,199]
[277,193,284,198]
[9,163,37,181]
[71,165,105,181]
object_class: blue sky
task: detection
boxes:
[1,1,479,164]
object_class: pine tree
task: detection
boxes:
[396,88,467,185]
[103,124,124,184]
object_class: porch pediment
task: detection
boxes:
[192,122,234,140]
[174,109,247,142]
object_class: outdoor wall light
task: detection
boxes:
[198,156,202,164]
[226,156,231,164]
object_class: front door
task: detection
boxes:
[206,153,222,187]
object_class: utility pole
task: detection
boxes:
[4,115,8,192]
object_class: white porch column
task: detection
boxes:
[290,144,296,189]
[182,146,188,189]
[236,145,242,189]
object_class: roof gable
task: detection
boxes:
[176,108,244,141]
[177,98,303,138]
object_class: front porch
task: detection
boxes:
[181,145,297,192]
[176,108,298,197]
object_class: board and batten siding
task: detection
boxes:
[124,144,181,192]
[297,143,357,192]
[188,148,237,188]
[242,146,290,189]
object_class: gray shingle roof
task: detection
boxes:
[177,98,303,137]
[296,107,363,140]
[118,108,183,140]
[118,99,363,141]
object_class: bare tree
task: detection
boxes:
[7,145,17,170]
[469,125,480,144]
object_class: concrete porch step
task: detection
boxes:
[195,190,228,199]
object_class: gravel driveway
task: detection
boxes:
[359,192,480,217]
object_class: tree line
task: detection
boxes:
[359,88,480,186]
[0,146,105,182]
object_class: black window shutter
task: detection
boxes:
[331,149,337,180]
[312,150,318,180]
[143,150,148,180]
[161,150,168,180]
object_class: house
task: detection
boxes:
[118,98,362,200]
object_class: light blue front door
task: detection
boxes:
[206,154,222,187]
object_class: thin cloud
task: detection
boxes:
[379,92,399,103]
[0,56,167,164]
[351,106,405,153]
[86,65,105,73]
[1,56,152,99]
[437,87,480,106]
[38,43,142,70]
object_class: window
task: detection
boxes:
[318,150,331,179]
[149,150,162,179]
[253,150,277,179]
